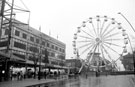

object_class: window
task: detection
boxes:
[51,61,58,65]
[47,43,50,47]
[59,48,62,52]
[5,29,9,35]
[30,36,34,42]
[15,30,20,36]
[29,46,39,53]
[51,45,54,49]
[36,38,39,44]
[51,52,55,57]
[42,41,45,46]
[42,49,45,54]
[0,41,8,47]
[14,41,26,50]
[48,51,50,56]
[62,49,65,53]
[22,33,27,39]
[55,46,58,50]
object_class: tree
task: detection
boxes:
[44,49,49,64]
[30,53,38,79]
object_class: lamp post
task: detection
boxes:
[38,53,41,80]
[38,26,42,80]
[118,12,135,32]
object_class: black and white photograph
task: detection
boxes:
[0,0,135,87]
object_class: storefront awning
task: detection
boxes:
[10,55,26,62]
[0,51,10,58]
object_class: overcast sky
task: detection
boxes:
[13,0,135,61]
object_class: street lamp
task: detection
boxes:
[118,12,135,33]
[38,26,42,80]
[38,53,41,80]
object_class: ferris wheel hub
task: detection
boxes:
[95,38,101,43]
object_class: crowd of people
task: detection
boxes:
[9,69,67,81]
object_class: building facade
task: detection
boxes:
[121,52,134,71]
[0,19,66,80]
[65,59,82,74]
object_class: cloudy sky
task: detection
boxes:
[12,0,135,61]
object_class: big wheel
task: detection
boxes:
[73,15,128,72]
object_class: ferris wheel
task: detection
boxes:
[73,15,128,72]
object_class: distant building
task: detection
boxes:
[121,52,134,71]
[65,59,82,74]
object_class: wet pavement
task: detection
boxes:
[26,75,135,87]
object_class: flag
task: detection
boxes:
[57,34,58,39]
[39,26,41,32]
[44,49,49,63]
[49,30,51,36]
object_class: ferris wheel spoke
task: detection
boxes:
[85,26,96,38]
[91,22,98,37]
[101,45,113,61]
[103,43,121,55]
[114,49,125,62]
[100,45,107,65]
[86,44,96,59]
[97,19,100,37]
[80,44,94,55]
[81,29,95,38]
[100,21,105,37]
[104,38,124,41]
[102,26,117,38]
[101,23,111,37]
[104,42,123,48]
[102,45,119,70]
[104,32,122,39]
[77,40,93,43]
[78,42,93,49]
[78,35,93,40]
[88,44,98,64]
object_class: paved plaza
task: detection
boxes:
[0,75,134,87]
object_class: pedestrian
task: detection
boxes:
[54,71,57,80]
[17,71,20,80]
[96,71,99,77]
[44,71,47,79]
[58,71,60,79]
[20,71,23,80]
[86,73,88,79]
[10,70,13,80]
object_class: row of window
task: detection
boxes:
[13,40,65,54]
[13,41,65,58]
[47,43,65,53]
[4,29,65,53]
[13,29,65,53]
[3,28,65,53]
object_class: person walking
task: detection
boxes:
[54,71,57,80]
[20,71,23,80]
[44,71,47,79]
[17,71,20,80]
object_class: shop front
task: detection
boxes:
[0,51,26,81]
